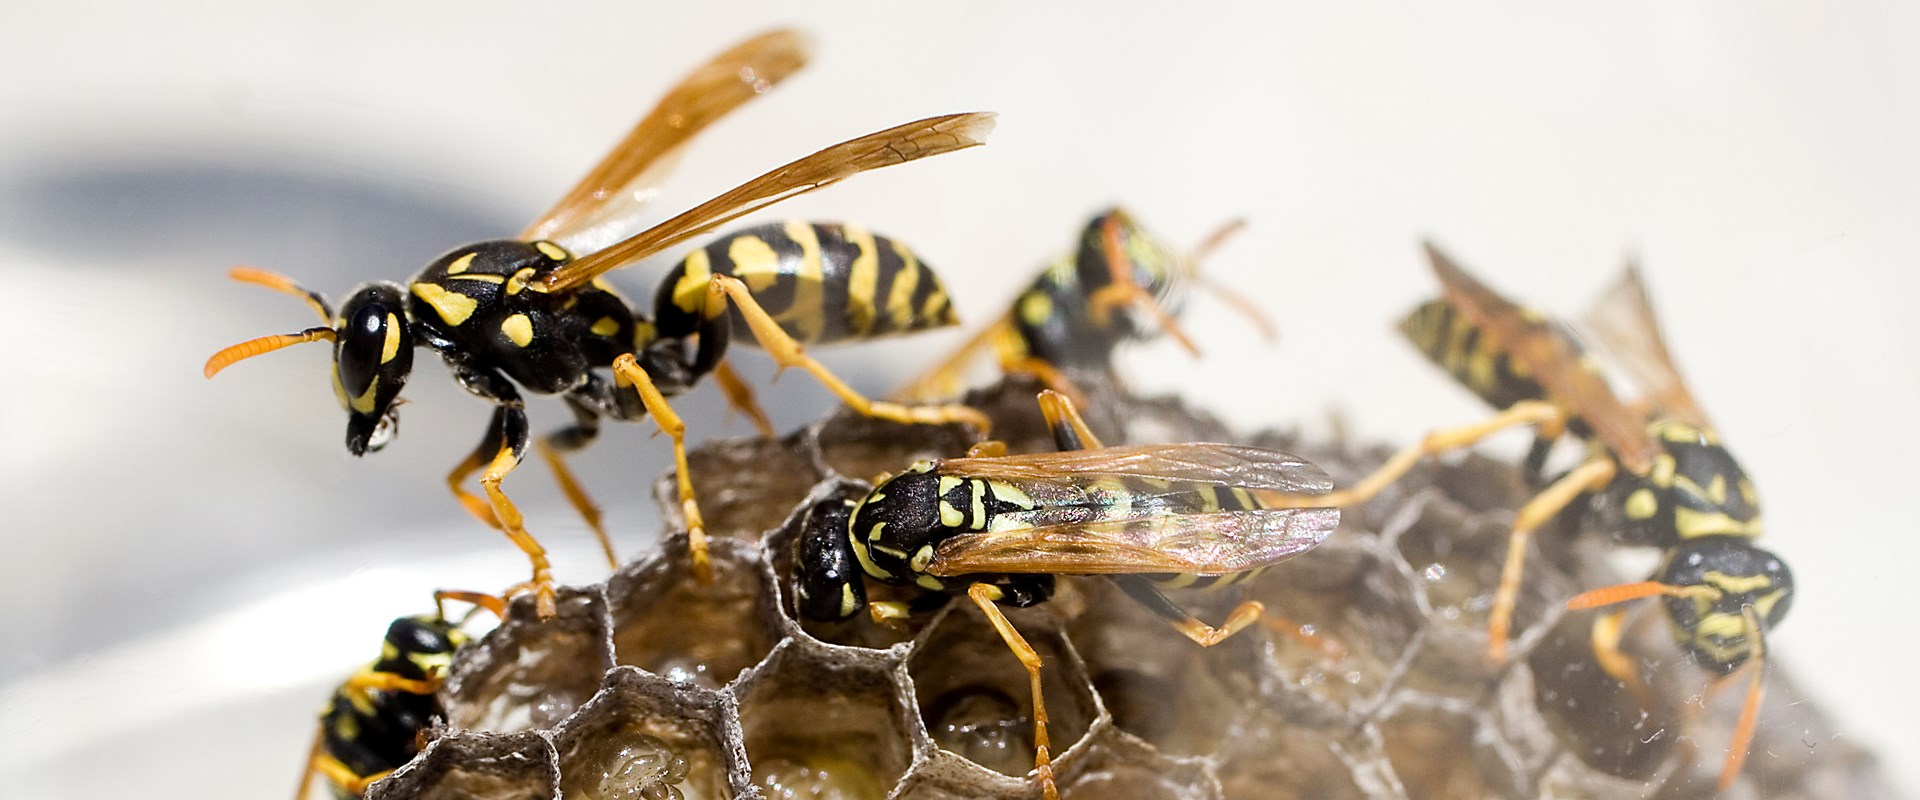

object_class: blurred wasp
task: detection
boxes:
[204,30,993,615]
[892,208,1272,407]
[1264,245,1791,790]
[296,591,502,799]
[794,389,1338,800]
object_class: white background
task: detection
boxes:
[0,2,1913,796]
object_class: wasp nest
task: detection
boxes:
[372,377,1894,800]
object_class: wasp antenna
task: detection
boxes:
[230,266,334,323]
[1719,606,1768,790]
[1564,580,1682,610]
[204,327,337,378]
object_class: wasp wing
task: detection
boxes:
[1422,242,1659,474]
[1579,259,1714,430]
[520,29,813,248]
[539,112,994,293]
[926,444,1339,577]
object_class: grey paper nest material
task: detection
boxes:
[375,377,1896,800]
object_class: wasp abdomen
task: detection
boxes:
[655,220,958,346]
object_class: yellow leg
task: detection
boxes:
[1590,607,1650,708]
[302,728,388,799]
[479,443,557,619]
[1036,389,1104,450]
[1716,607,1766,791]
[966,440,1010,458]
[534,437,618,570]
[1113,575,1269,648]
[890,313,1012,402]
[611,354,712,585]
[1261,400,1570,510]
[1087,213,1200,357]
[1486,455,1616,663]
[713,359,777,437]
[446,441,502,532]
[434,589,507,621]
[967,583,1057,800]
[295,726,326,800]
[710,274,993,434]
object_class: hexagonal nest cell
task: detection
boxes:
[365,377,1896,799]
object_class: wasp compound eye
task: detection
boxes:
[335,282,414,455]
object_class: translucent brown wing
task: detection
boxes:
[539,112,995,293]
[1580,259,1714,430]
[1422,242,1659,473]
[926,444,1339,577]
[519,29,814,246]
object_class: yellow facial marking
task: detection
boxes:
[1703,570,1775,595]
[380,313,402,364]
[850,531,887,578]
[1624,487,1658,520]
[445,252,477,274]
[1673,507,1761,539]
[348,376,380,414]
[411,283,478,326]
[590,317,620,337]
[842,223,880,334]
[533,240,570,262]
[1752,588,1788,620]
[871,543,909,561]
[501,314,535,347]
[840,584,859,618]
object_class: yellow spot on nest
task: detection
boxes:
[501,314,535,347]
[445,252,477,274]
[412,283,477,326]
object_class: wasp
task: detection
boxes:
[296,591,502,799]
[892,208,1272,406]
[204,29,994,616]
[1264,244,1791,790]
[794,389,1338,800]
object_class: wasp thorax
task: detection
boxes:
[334,282,414,455]
[1656,537,1793,674]
[853,465,947,576]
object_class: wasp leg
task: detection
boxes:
[474,406,557,619]
[966,440,1010,458]
[1036,388,1103,451]
[1262,400,1570,510]
[1111,576,1264,647]
[434,589,507,621]
[1487,455,1617,662]
[295,726,328,800]
[708,274,992,433]
[447,407,510,531]
[987,320,1092,409]
[1590,607,1651,708]
[1258,612,1348,660]
[967,582,1058,800]
[712,359,776,437]
[534,396,618,569]
[1717,607,1767,791]
[610,353,712,584]
[890,313,1013,402]
[1087,214,1200,357]
[303,746,386,799]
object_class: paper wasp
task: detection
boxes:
[892,208,1271,406]
[296,591,502,799]
[204,30,993,615]
[794,389,1338,799]
[1265,244,1791,790]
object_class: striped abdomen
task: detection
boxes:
[656,220,958,345]
[1399,299,1551,412]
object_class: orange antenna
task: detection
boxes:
[230,266,334,323]
[1182,218,1278,344]
[204,328,337,378]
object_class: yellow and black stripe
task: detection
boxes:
[655,220,957,346]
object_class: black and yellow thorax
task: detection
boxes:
[320,616,466,789]
[1598,419,1763,548]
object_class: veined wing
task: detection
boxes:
[927,443,1338,576]
[520,29,813,247]
[1422,242,1659,473]
[1580,259,1713,430]
[539,112,994,293]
